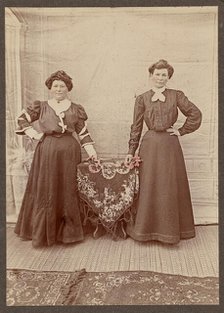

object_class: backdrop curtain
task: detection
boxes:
[5,7,218,224]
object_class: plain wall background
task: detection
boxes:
[6,7,218,223]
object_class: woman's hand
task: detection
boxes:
[91,154,98,161]
[33,133,44,140]
[84,144,98,159]
[124,154,133,166]
[166,127,180,136]
[24,128,44,140]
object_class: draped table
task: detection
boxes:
[77,158,140,239]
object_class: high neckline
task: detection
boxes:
[48,98,71,115]
[48,98,71,105]
[151,86,166,93]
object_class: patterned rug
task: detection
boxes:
[7,269,219,305]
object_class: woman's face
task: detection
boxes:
[151,68,169,88]
[51,80,69,101]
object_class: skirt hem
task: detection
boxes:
[126,228,195,244]
[14,229,85,247]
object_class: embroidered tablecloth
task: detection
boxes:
[77,158,139,239]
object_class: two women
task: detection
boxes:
[15,70,97,247]
[15,60,202,247]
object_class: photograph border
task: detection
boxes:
[1,0,223,313]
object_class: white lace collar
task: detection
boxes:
[48,98,71,116]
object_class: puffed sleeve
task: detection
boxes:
[128,95,145,155]
[177,90,202,136]
[15,100,41,135]
[75,104,94,147]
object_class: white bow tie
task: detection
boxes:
[151,87,166,102]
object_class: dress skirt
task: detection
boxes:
[126,130,195,244]
[14,134,84,247]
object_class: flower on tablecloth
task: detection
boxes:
[101,163,117,179]
[77,169,97,198]
[87,157,142,179]
[116,161,130,174]
[128,155,142,169]
[87,156,102,173]
[99,174,137,227]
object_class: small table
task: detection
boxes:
[77,158,139,239]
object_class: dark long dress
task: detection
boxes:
[126,88,202,244]
[14,100,94,247]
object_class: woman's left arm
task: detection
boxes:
[75,104,97,158]
[176,90,202,136]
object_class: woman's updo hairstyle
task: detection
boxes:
[45,70,73,91]
[148,59,174,79]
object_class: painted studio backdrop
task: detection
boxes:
[5,7,218,224]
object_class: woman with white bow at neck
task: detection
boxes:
[125,59,202,244]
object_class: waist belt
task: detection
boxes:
[44,132,73,138]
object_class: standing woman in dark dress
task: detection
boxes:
[125,60,202,244]
[15,70,97,247]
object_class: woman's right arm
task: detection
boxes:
[125,95,145,164]
[128,95,145,155]
[15,100,43,139]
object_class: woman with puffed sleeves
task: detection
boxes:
[125,60,202,244]
[14,70,97,247]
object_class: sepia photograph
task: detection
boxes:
[3,2,220,310]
